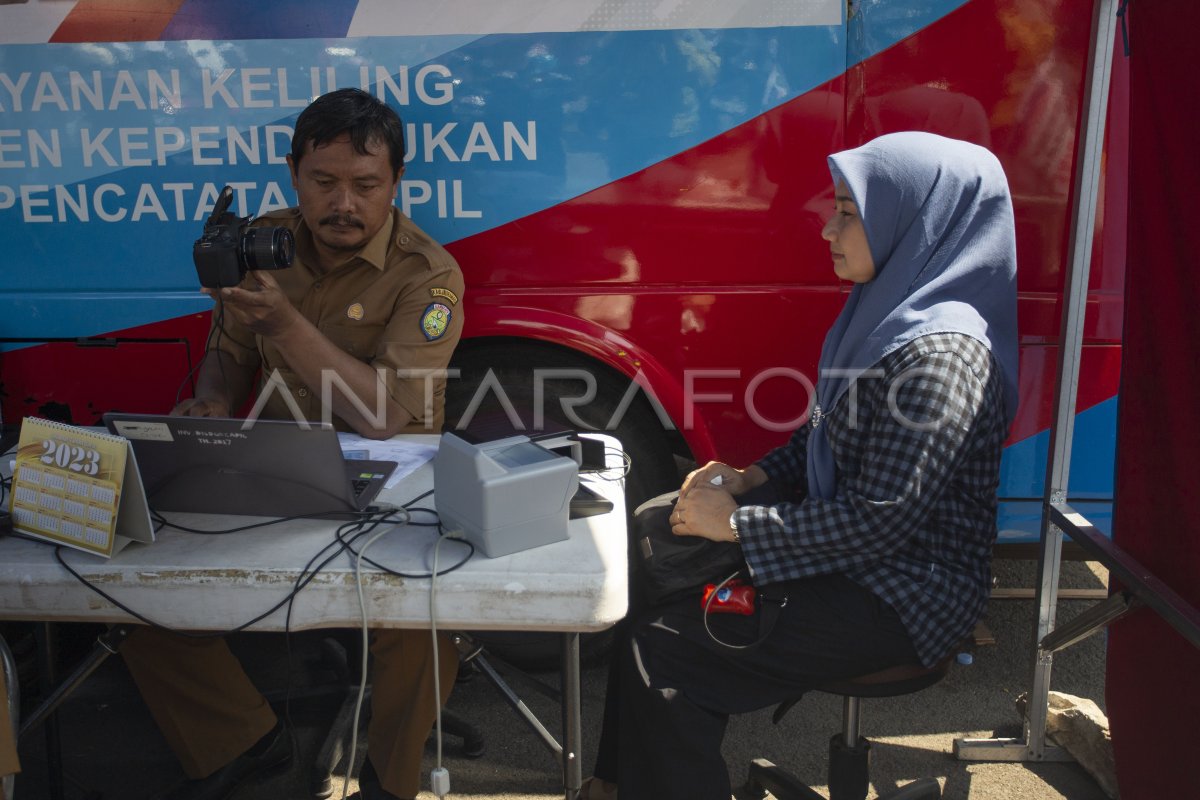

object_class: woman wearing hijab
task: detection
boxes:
[582,132,1019,800]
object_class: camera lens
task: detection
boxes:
[242,226,295,270]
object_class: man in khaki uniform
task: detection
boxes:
[120,88,464,800]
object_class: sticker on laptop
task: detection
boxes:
[110,421,174,442]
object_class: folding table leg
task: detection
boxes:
[2,635,18,800]
[560,633,582,800]
[20,624,133,800]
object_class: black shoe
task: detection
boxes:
[154,722,293,800]
[345,758,403,800]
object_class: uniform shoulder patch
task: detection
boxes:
[421,302,452,341]
[429,286,459,305]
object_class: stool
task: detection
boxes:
[745,658,950,800]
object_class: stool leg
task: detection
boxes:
[878,778,941,799]
[828,695,870,800]
[744,758,827,800]
[828,732,871,800]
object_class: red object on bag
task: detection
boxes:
[701,579,756,615]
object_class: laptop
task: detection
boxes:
[102,413,397,518]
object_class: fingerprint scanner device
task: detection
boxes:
[434,431,579,557]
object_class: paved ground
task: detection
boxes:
[7,559,1113,800]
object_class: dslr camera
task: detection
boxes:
[193,185,295,288]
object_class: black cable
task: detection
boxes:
[581,447,630,481]
[48,491,464,636]
[334,521,474,578]
[51,515,381,638]
[48,509,394,636]
[45,487,470,754]
[1117,0,1132,57]
[332,489,474,577]
[173,302,223,408]
[151,506,381,535]
[278,515,383,729]
[173,299,257,408]
[54,545,306,638]
[404,488,434,505]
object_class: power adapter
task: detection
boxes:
[430,766,450,797]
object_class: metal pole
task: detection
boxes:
[19,625,132,738]
[1025,0,1118,760]
[471,654,562,757]
[957,0,1118,763]
[35,623,65,800]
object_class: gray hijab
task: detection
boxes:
[807,131,1019,500]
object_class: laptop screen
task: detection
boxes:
[103,413,395,518]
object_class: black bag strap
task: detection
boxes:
[701,572,789,652]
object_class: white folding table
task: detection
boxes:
[0,433,628,799]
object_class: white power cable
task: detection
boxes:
[429,532,451,798]
[341,511,408,800]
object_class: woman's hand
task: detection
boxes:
[670,481,737,542]
[672,461,769,540]
[680,461,768,498]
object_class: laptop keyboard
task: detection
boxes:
[351,478,371,498]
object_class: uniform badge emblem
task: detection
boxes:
[346,303,365,321]
[430,287,459,305]
[421,303,452,340]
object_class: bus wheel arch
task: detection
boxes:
[445,338,685,509]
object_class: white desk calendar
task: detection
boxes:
[8,417,155,557]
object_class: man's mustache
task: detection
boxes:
[319,215,365,228]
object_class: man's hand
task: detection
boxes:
[206,270,299,338]
[171,397,231,417]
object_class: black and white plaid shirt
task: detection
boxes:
[735,333,1008,667]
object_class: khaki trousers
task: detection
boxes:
[0,669,17,779]
[121,626,458,799]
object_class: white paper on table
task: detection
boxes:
[337,433,437,489]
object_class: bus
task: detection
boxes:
[0,0,1125,536]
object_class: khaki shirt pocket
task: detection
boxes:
[319,320,386,361]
